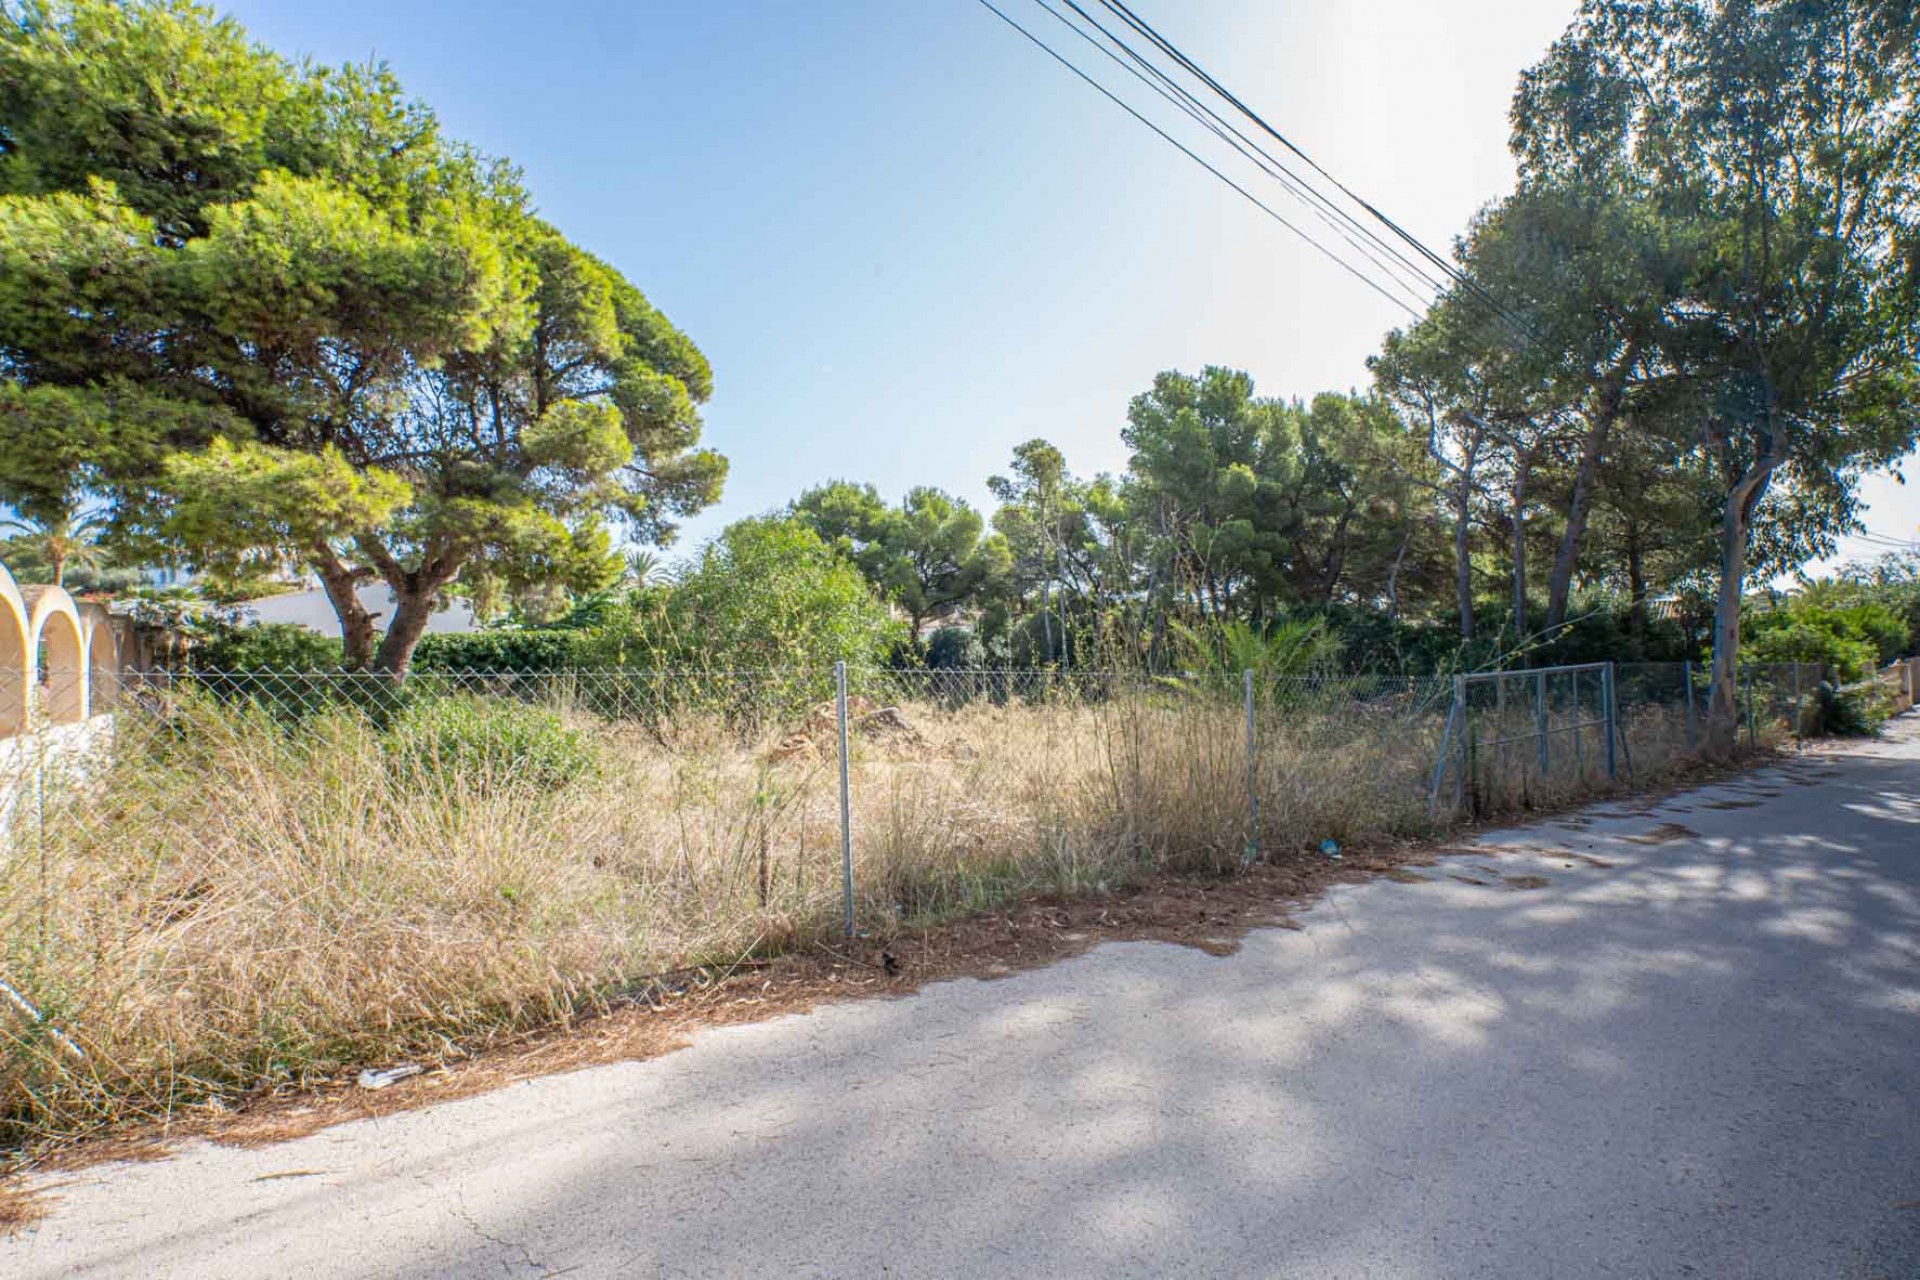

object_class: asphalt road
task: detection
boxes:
[8,722,1919,1279]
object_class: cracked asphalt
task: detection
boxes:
[6,721,1919,1278]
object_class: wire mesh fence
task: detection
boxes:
[0,658,1857,1144]
[1422,660,1827,818]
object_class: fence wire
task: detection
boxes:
[0,658,1869,1143]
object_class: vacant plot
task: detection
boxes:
[0,665,1794,1150]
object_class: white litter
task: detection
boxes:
[357,1064,425,1090]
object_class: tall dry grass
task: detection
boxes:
[0,668,1750,1150]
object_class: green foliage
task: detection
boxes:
[0,506,111,587]
[0,0,722,676]
[1168,618,1340,677]
[197,621,342,672]
[196,572,300,606]
[1124,371,1434,619]
[1800,557,1920,659]
[411,629,586,674]
[1817,683,1890,738]
[5,0,1914,692]
[163,439,410,574]
[383,694,600,792]
[791,481,1003,646]
[601,518,902,671]
[925,626,984,671]
[1508,0,1920,740]
[1744,600,1904,684]
[119,585,243,667]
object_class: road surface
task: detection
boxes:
[7,722,1919,1278]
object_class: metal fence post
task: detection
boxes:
[835,661,854,939]
[1744,667,1757,749]
[1454,673,1471,813]
[34,734,49,955]
[1243,669,1259,865]
[1602,662,1618,780]
[1683,659,1697,750]
[1428,680,1463,816]
[1792,663,1804,749]
[1535,670,1549,778]
[1612,664,1634,781]
[1572,669,1585,779]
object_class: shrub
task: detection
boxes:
[1815,680,1891,737]
[603,518,903,672]
[926,626,984,670]
[197,621,343,672]
[1744,612,1877,682]
[412,630,587,673]
[384,694,601,791]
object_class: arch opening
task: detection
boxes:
[0,595,24,737]
[38,610,87,725]
[85,615,119,713]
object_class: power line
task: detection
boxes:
[970,0,1425,319]
[1056,0,1459,300]
[1848,529,1920,549]
[1040,1,1436,308]
[1092,0,1495,300]
[1092,0,1540,342]
[1040,0,1451,309]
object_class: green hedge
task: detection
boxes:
[197,622,344,672]
[410,630,589,673]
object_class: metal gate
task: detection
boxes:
[1427,661,1621,816]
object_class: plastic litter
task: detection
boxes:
[357,1064,424,1090]
[1320,838,1342,860]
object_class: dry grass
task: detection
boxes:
[0,673,1763,1155]
[0,1173,45,1233]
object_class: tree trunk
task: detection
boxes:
[1454,465,1475,642]
[312,546,377,670]
[1509,456,1531,658]
[1039,580,1055,665]
[1545,424,1606,630]
[1546,341,1636,631]
[373,585,441,678]
[1704,450,1779,756]
[1385,525,1411,625]
[1626,518,1648,654]
[357,533,463,680]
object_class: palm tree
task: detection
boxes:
[0,509,112,587]
[624,548,662,587]
[1169,617,1340,677]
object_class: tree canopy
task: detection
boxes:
[1503,0,1920,744]
[6,0,1916,719]
[0,0,723,672]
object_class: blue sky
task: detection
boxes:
[222,0,1918,570]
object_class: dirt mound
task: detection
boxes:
[768,733,818,762]
[766,701,926,762]
[802,695,876,741]
[855,706,925,749]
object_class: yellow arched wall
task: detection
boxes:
[0,560,128,736]
[82,604,119,715]
[24,584,89,726]
[0,564,27,736]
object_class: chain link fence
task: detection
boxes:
[0,657,1856,1144]
[1424,660,1828,818]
